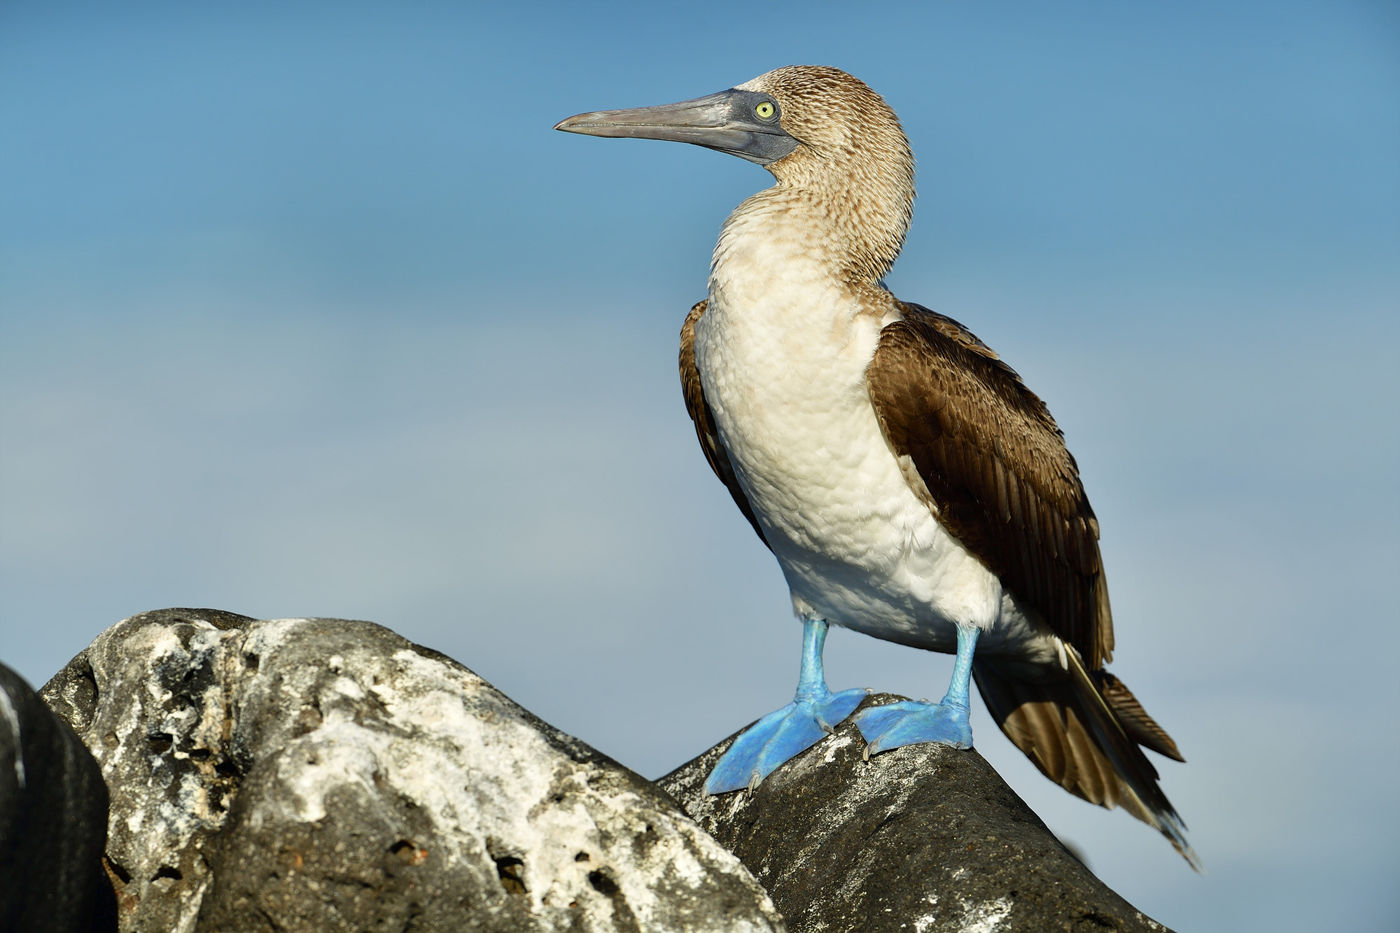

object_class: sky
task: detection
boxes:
[2,1,1398,929]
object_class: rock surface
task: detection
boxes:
[40,609,781,933]
[0,661,114,933]
[660,693,1172,933]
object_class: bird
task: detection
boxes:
[556,65,1195,865]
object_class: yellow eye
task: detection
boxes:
[755,101,775,119]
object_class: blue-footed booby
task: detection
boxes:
[557,66,1196,865]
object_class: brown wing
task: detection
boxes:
[679,301,769,549]
[867,301,1112,667]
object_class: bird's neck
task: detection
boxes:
[707,185,904,355]
[714,173,910,294]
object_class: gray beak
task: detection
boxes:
[555,89,797,166]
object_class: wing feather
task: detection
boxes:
[867,301,1113,666]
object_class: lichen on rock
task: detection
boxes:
[41,609,781,933]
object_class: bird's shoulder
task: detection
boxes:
[870,301,1081,508]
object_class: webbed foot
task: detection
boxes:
[704,687,867,793]
[854,624,981,759]
[853,698,972,758]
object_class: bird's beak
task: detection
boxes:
[554,89,798,166]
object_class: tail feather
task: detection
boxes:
[973,649,1200,870]
[1096,670,1184,761]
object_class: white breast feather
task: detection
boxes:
[692,194,1046,656]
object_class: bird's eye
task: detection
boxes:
[755,100,776,120]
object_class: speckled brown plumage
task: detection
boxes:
[742,66,914,286]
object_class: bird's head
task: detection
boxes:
[557,66,916,281]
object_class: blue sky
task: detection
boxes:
[2,2,1398,930]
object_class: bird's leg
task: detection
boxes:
[703,617,867,795]
[853,624,979,758]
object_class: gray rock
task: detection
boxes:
[659,693,1172,933]
[40,609,782,933]
[0,661,114,932]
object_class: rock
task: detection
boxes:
[659,693,1172,933]
[0,661,114,933]
[40,609,782,933]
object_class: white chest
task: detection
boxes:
[692,216,1007,649]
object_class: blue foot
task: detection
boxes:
[854,623,981,759]
[853,698,972,757]
[704,617,864,794]
[704,686,867,793]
